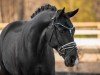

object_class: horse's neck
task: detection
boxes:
[32,11,55,57]
[37,28,47,55]
[23,11,55,56]
[30,10,55,26]
[27,10,55,35]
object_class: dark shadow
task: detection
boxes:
[56,72,100,75]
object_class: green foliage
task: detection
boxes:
[72,0,96,22]
[54,0,99,22]
[0,0,99,22]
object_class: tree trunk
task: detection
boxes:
[17,0,24,20]
[0,0,4,22]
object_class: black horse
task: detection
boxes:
[0,4,79,75]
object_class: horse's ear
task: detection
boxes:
[60,7,65,15]
[66,8,79,18]
[58,7,65,18]
[52,7,65,20]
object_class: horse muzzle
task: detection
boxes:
[64,55,79,67]
[57,42,79,67]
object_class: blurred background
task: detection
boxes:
[0,0,100,75]
[0,0,100,22]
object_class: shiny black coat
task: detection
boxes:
[0,10,55,75]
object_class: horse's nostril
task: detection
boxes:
[70,56,76,63]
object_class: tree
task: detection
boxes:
[17,0,24,20]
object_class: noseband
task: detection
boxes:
[48,21,77,56]
[58,42,76,55]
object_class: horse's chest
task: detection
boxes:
[20,61,52,75]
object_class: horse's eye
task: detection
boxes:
[60,29,67,34]
[59,29,64,33]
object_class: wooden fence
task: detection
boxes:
[0,22,100,37]
[0,23,8,30]
[74,22,100,38]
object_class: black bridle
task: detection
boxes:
[48,20,77,56]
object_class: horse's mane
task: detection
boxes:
[31,4,57,18]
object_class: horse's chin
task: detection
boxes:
[64,58,79,67]
[64,62,75,67]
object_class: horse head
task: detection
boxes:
[46,7,79,67]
